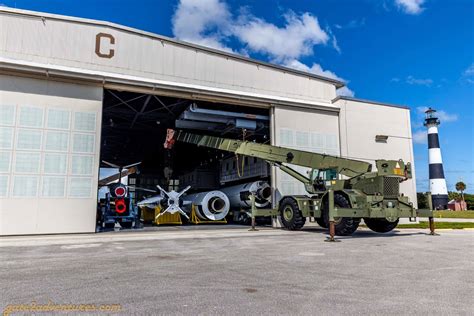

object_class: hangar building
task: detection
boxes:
[0,8,417,235]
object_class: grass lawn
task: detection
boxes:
[433,210,474,219]
[397,222,474,229]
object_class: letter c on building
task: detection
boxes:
[95,33,115,58]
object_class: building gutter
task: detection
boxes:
[332,96,409,110]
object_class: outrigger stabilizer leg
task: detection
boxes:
[325,189,340,242]
[426,192,439,236]
[249,195,258,231]
[428,217,437,235]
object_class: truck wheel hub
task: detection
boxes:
[283,206,293,221]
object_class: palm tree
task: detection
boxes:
[455,181,467,210]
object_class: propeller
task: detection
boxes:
[123,161,142,169]
[101,160,142,184]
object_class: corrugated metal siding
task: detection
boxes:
[0,11,337,105]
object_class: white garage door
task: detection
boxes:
[271,106,340,200]
[0,75,102,235]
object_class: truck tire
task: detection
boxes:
[323,194,360,236]
[279,198,306,230]
[364,218,399,233]
[119,221,133,229]
[315,217,328,228]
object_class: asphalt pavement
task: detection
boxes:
[1,227,473,315]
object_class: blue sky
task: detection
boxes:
[3,0,473,193]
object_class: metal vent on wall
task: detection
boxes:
[375,135,388,143]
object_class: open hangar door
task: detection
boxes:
[97,88,272,229]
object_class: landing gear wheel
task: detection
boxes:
[279,198,306,230]
[104,222,115,229]
[119,221,133,229]
[364,218,399,233]
[315,217,328,228]
[323,193,360,236]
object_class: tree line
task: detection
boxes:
[417,181,472,210]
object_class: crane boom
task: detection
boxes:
[165,129,433,238]
[169,130,372,178]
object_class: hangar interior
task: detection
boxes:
[99,88,272,225]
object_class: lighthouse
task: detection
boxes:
[424,108,448,209]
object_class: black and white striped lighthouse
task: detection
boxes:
[424,108,448,209]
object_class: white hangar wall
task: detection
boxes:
[0,8,340,107]
[0,75,102,235]
[335,97,417,208]
[271,100,417,209]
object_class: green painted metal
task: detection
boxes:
[282,205,293,221]
[328,189,335,221]
[276,163,311,184]
[375,159,412,178]
[175,131,372,178]
[172,130,433,221]
[427,192,433,210]
[249,194,278,217]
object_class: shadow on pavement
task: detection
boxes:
[96,223,430,240]
[300,226,428,239]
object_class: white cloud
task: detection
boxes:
[171,1,352,95]
[326,27,341,54]
[433,111,458,122]
[412,130,427,144]
[173,2,331,60]
[465,63,474,76]
[335,86,355,97]
[395,0,426,15]
[417,107,458,122]
[172,0,234,52]
[332,37,341,54]
[406,75,433,86]
[463,63,474,84]
[284,59,354,97]
[412,107,457,147]
[334,18,366,30]
[233,11,329,61]
[284,59,342,81]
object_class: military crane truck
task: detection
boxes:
[165,129,435,240]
